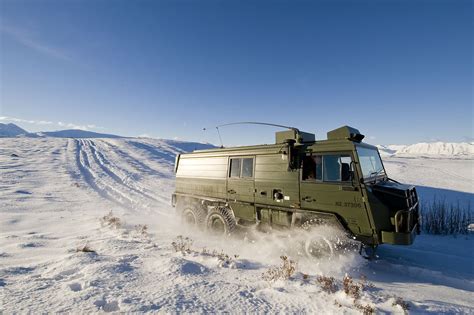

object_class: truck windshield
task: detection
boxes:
[356,146,386,180]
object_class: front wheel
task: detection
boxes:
[304,234,335,258]
[205,207,236,235]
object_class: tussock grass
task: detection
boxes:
[171,235,193,255]
[421,199,472,235]
[343,274,361,300]
[354,303,375,315]
[317,275,338,293]
[134,224,149,237]
[76,243,96,254]
[100,211,122,229]
[392,296,410,312]
[262,256,296,282]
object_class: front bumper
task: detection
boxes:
[381,223,418,245]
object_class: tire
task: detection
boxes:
[300,220,338,259]
[304,233,335,259]
[205,207,236,235]
[181,205,207,228]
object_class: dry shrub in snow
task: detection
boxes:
[317,275,338,293]
[392,296,410,312]
[200,248,239,268]
[343,274,361,300]
[171,235,193,255]
[313,274,408,314]
[76,243,96,254]
[358,274,375,290]
[134,224,149,237]
[354,302,375,315]
[216,252,237,268]
[421,199,472,235]
[100,211,121,229]
[262,256,296,282]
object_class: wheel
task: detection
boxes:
[205,207,236,235]
[304,234,335,258]
[181,205,207,228]
[300,220,341,259]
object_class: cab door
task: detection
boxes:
[299,153,371,236]
[227,156,256,222]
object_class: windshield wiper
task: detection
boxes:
[369,168,386,178]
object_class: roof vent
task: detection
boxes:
[327,126,365,142]
[275,130,315,144]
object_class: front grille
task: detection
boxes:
[407,188,418,209]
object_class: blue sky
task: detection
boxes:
[0,0,472,145]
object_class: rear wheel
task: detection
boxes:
[205,207,236,235]
[181,205,206,228]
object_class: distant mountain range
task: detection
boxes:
[377,142,474,158]
[0,123,120,138]
[0,123,28,137]
[32,129,122,139]
[1,123,473,158]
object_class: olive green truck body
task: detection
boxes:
[172,126,420,246]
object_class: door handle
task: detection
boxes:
[228,189,236,194]
[342,186,358,191]
[303,196,315,202]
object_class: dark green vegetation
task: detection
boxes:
[421,199,472,235]
[172,126,420,248]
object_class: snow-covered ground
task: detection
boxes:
[0,138,473,313]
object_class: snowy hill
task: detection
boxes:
[0,137,473,313]
[377,142,473,159]
[0,123,27,137]
[26,129,123,139]
[398,142,474,157]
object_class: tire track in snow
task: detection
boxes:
[78,139,141,209]
[74,139,121,206]
[72,139,172,215]
[100,140,171,178]
[87,140,162,203]
[96,140,175,205]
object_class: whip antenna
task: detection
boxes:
[216,126,224,148]
[203,121,299,148]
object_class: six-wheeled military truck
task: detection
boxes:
[171,125,420,250]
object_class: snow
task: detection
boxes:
[0,137,473,313]
[377,142,474,159]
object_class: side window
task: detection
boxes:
[241,158,254,178]
[323,155,341,181]
[229,157,254,178]
[340,156,352,182]
[323,155,352,182]
[303,154,352,182]
[229,158,241,178]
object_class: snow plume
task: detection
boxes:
[145,208,365,278]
